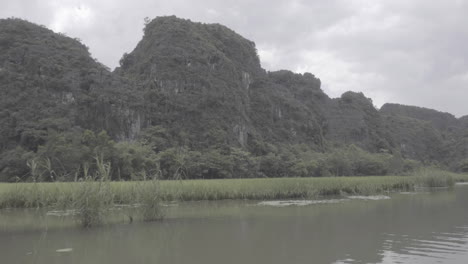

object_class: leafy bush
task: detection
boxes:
[112,142,158,180]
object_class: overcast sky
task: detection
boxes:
[2,0,468,116]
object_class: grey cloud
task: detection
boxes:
[1,0,467,116]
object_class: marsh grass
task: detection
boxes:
[0,156,164,227]
[413,168,456,188]
[1,173,467,215]
[136,179,164,221]
[0,179,164,227]
[70,177,114,227]
[54,156,115,227]
[152,176,417,201]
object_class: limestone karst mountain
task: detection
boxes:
[0,16,467,180]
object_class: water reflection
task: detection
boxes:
[1,186,468,264]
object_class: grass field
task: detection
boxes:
[1,169,466,209]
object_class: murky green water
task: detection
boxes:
[1,184,468,264]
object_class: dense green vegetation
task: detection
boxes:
[0,127,421,181]
[1,171,466,209]
[1,16,468,183]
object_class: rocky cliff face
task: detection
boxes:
[1,16,467,177]
[248,70,328,151]
[115,17,335,151]
[115,16,265,148]
[325,92,390,152]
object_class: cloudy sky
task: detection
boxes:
[2,0,468,116]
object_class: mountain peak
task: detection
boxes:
[118,15,261,77]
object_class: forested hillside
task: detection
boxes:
[0,16,466,181]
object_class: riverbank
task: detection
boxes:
[1,170,466,209]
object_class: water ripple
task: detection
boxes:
[380,229,468,263]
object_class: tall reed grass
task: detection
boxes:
[57,156,116,227]
[71,177,113,227]
[136,179,164,221]
[0,156,165,227]
[412,168,457,188]
[2,172,467,214]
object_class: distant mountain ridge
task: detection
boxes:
[1,16,467,180]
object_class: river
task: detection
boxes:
[1,184,468,263]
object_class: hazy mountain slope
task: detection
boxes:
[380,103,467,166]
[380,103,459,132]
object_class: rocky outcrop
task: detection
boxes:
[115,16,265,148]
[325,92,390,152]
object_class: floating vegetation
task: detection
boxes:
[55,248,73,253]
[348,195,391,201]
[258,195,392,207]
[258,199,349,207]
[46,210,77,217]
